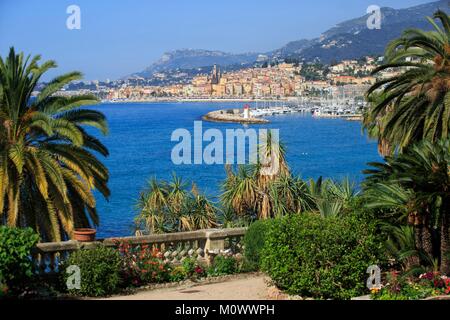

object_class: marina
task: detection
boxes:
[202,98,365,124]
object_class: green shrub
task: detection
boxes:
[169,266,188,282]
[208,256,237,276]
[62,246,121,297]
[261,212,386,300]
[243,219,271,270]
[0,226,39,290]
[182,257,197,276]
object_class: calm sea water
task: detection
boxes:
[89,102,381,238]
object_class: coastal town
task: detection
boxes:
[57,56,396,101]
[51,55,402,120]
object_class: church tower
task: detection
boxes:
[211,64,221,85]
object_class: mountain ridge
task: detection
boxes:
[128,0,449,80]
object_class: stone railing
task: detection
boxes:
[32,228,247,275]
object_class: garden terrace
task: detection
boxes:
[32,228,247,275]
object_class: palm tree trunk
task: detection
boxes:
[414,225,423,253]
[7,185,20,226]
[422,225,434,260]
[440,213,450,275]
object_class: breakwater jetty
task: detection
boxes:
[202,109,269,124]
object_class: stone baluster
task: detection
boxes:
[32,228,248,271]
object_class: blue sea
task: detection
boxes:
[89,102,381,238]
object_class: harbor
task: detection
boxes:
[202,98,365,124]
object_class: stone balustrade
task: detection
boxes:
[32,228,247,275]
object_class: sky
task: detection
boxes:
[0,0,437,80]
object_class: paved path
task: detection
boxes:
[105,275,271,300]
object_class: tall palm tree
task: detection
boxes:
[363,92,393,156]
[0,48,109,242]
[221,132,295,220]
[366,10,450,152]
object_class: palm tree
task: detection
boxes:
[221,164,258,218]
[363,92,393,156]
[365,10,450,153]
[221,132,297,220]
[307,177,358,217]
[179,188,218,231]
[256,131,291,219]
[383,224,421,272]
[0,48,109,241]
[364,139,449,273]
[269,175,314,217]
[136,177,171,234]
[136,173,218,234]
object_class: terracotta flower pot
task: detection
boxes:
[74,228,96,242]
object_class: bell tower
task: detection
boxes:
[211,64,221,85]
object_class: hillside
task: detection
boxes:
[128,0,449,79]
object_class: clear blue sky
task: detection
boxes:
[0,0,435,80]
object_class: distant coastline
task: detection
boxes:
[101,97,286,104]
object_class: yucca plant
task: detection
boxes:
[136,174,218,234]
[307,177,358,217]
[221,164,258,218]
[0,48,109,241]
[179,187,218,231]
[217,206,251,228]
[269,174,314,217]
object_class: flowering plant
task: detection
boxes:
[0,280,8,298]
[181,257,206,279]
[372,270,450,300]
[115,240,171,287]
[418,272,450,293]
[194,265,206,277]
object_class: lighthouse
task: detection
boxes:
[243,104,250,119]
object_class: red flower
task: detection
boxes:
[194,266,204,274]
